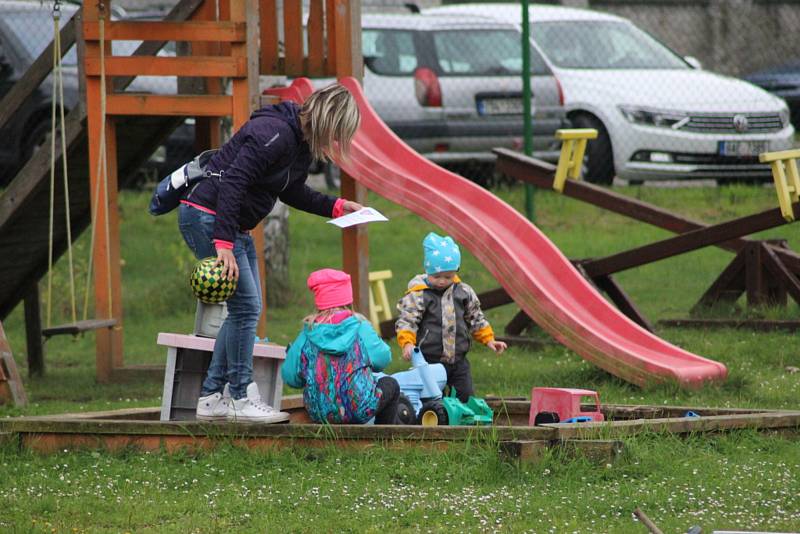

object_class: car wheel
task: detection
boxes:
[571,114,615,185]
[395,394,416,425]
[417,399,448,426]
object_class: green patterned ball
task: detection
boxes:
[190,257,238,304]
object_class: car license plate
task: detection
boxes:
[478,98,523,116]
[718,140,768,157]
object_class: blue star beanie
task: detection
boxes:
[423,232,461,274]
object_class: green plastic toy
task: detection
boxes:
[418,387,494,426]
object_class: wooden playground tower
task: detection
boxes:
[79,0,367,382]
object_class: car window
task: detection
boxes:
[433,30,549,76]
[3,11,78,66]
[363,30,418,75]
[533,21,688,70]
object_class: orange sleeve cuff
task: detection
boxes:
[472,325,495,345]
[397,330,416,348]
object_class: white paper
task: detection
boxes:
[327,207,389,228]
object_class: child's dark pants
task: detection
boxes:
[374,376,400,424]
[442,358,474,403]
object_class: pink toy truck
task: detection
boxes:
[529,387,605,426]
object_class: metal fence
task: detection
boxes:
[2,0,799,189]
[354,0,800,187]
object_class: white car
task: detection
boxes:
[426,3,795,184]
[300,12,568,185]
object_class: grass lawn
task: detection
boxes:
[1,182,798,532]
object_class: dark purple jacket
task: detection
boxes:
[185,102,337,245]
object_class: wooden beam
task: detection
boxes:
[259,0,280,74]
[83,21,246,42]
[494,148,800,275]
[85,56,246,77]
[0,321,27,407]
[477,287,514,310]
[42,319,117,338]
[591,273,654,332]
[112,0,205,93]
[505,310,533,336]
[692,249,746,312]
[659,318,800,331]
[84,0,123,381]
[342,176,370,314]
[0,10,77,131]
[307,0,326,76]
[105,94,233,117]
[23,283,44,378]
[761,244,800,304]
[0,106,84,230]
[582,204,800,278]
[745,243,768,306]
[283,0,305,76]
[325,0,338,76]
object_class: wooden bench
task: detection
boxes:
[157,333,285,421]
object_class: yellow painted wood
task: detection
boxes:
[553,129,598,192]
[368,270,393,330]
[762,150,800,221]
[759,148,800,163]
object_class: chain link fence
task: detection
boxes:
[355,0,800,187]
[2,0,798,189]
[0,0,195,187]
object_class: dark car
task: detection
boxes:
[746,61,800,129]
[0,1,80,186]
[0,1,195,187]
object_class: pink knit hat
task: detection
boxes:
[307,269,353,310]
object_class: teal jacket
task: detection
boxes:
[282,315,391,423]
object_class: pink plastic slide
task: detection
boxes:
[278,77,727,388]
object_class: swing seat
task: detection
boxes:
[42,318,117,338]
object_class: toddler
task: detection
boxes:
[282,269,400,424]
[395,233,506,402]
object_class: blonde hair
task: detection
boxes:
[299,84,360,163]
[303,305,354,327]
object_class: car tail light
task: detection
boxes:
[414,67,442,107]
[555,76,565,106]
[434,143,449,152]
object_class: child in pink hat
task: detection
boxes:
[282,269,400,424]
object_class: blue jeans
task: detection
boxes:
[178,203,262,400]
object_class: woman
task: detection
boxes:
[179,84,362,423]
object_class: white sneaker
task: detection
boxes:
[227,382,290,424]
[196,391,229,421]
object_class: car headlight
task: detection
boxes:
[618,106,689,129]
[779,105,791,128]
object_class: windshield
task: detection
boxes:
[434,29,549,76]
[533,21,689,70]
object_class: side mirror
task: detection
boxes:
[684,56,702,70]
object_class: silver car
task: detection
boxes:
[357,13,568,180]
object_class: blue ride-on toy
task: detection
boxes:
[377,347,493,426]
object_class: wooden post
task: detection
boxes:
[23,283,44,378]
[745,242,768,306]
[84,2,124,382]
[189,2,222,158]
[0,321,27,407]
[334,0,369,313]
[229,0,267,336]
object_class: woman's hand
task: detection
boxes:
[402,344,414,361]
[341,200,363,214]
[487,340,507,354]
[215,247,239,280]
